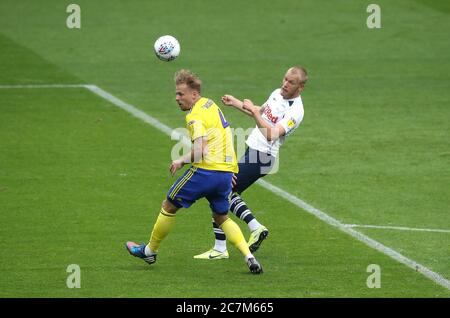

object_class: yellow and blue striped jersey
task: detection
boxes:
[186,97,238,173]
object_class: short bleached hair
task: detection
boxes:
[289,66,308,85]
[174,69,202,93]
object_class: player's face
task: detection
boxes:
[175,84,197,111]
[280,71,303,99]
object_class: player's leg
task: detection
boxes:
[213,213,262,274]
[125,199,178,264]
[196,147,272,257]
[208,171,263,273]
[230,192,264,232]
[147,199,178,253]
[230,192,269,253]
[226,148,274,245]
[194,193,258,259]
[233,148,275,252]
[126,166,198,265]
[232,147,275,225]
[193,218,229,259]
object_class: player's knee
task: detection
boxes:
[212,213,228,226]
[162,199,179,214]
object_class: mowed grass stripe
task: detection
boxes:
[0,88,448,297]
[1,0,448,293]
[83,84,450,291]
[0,88,172,297]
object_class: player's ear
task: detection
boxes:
[299,82,305,92]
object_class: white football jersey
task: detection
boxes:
[246,88,304,157]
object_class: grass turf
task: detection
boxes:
[0,0,449,297]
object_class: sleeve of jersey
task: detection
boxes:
[278,105,304,137]
[186,113,207,141]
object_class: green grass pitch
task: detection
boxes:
[0,0,449,297]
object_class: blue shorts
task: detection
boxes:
[166,166,233,214]
[233,147,276,194]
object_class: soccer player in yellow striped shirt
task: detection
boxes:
[125,69,263,274]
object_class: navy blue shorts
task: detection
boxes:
[166,166,233,214]
[233,147,276,194]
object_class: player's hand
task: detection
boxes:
[242,99,258,116]
[231,174,237,188]
[169,159,184,176]
[221,94,237,106]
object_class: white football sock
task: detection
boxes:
[213,239,227,253]
[245,254,255,262]
[248,219,262,232]
[144,245,155,256]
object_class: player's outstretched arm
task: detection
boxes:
[242,99,286,141]
[221,94,258,117]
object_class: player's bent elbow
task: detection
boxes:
[265,133,278,142]
[201,144,209,157]
[192,148,204,163]
[266,127,285,141]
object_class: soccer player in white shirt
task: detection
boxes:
[194,66,308,259]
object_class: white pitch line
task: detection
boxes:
[84,84,192,146]
[255,179,450,290]
[2,83,449,291]
[345,224,450,233]
[87,84,449,291]
[0,84,87,89]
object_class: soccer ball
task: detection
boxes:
[154,35,180,62]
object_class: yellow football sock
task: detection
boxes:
[148,208,176,252]
[220,218,251,256]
